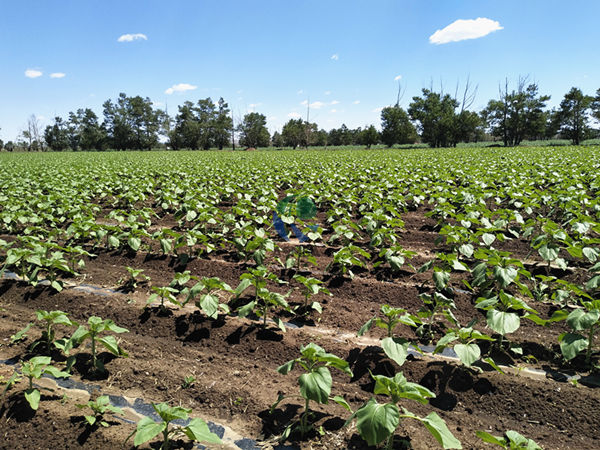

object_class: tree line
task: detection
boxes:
[2,81,600,152]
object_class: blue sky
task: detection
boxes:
[1,0,599,142]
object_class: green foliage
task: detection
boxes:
[237,112,270,148]
[9,356,71,410]
[476,430,542,449]
[274,343,352,439]
[129,402,222,449]
[76,395,124,427]
[70,316,128,372]
[347,372,462,449]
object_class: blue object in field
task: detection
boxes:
[273,211,311,242]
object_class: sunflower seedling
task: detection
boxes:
[10,356,70,410]
[128,402,222,449]
[476,430,542,449]
[76,395,124,427]
[273,343,353,440]
[347,372,461,449]
[70,316,128,373]
[292,274,330,314]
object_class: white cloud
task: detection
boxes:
[330,109,337,113]
[50,72,66,79]
[353,100,360,105]
[330,53,339,61]
[330,100,340,105]
[25,69,42,78]
[287,112,302,118]
[372,107,384,113]
[165,83,197,95]
[301,100,325,109]
[117,33,148,42]
[324,90,331,95]
[429,18,503,45]
[394,75,402,81]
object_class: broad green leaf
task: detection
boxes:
[493,266,517,288]
[476,430,507,447]
[538,243,559,262]
[559,332,588,360]
[299,366,332,404]
[128,236,141,251]
[482,233,495,246]
[487,310,520,335]
[99,335,126,356]
[357,317,374,336]
[153,403,190,422]
[277,359,296,375]
[134,416,166,446]
[237,301,256,318]
[419,411,463,449]
[381,337,409,367]
[199,294,219,319]
[454,343,480,367]
[354,398,399,446]
[566,309,600,332]
[24,388,41,410]
[184,418,223,444]
[332,395,352,412]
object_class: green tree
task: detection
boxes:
[69,109,106,151]
[360,125,379,148]
[237,112,270,148]
[380,106,416,147]
[44,117,70,151]
[314,128,329,146]
[281,118,305,148]
[103,93,162,150]
[481,79,550,146]
[591,89,600,124]
[556,87,592,145]
[271,131,284,147]
[408,90,458,148]
[213,97,233,150]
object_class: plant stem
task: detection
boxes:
[385,434,394,450]
[301,397,310,436]
[90,332,97,368]
[161,424,170,450]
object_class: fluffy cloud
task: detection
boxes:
[165,83,197,95]
[429,18,503,45]
[330,53,339,61]
[353,100,360,105]
[50,72,66,78]
[287,112,302,118]
[330,100,340,105]
[25,69,42,78]
[301,100,325,109]
[394,75,402,81]
[330,109,337,113]
[372,107,384,113]
[117,33,148,42]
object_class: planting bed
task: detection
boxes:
[1,148,600,449]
